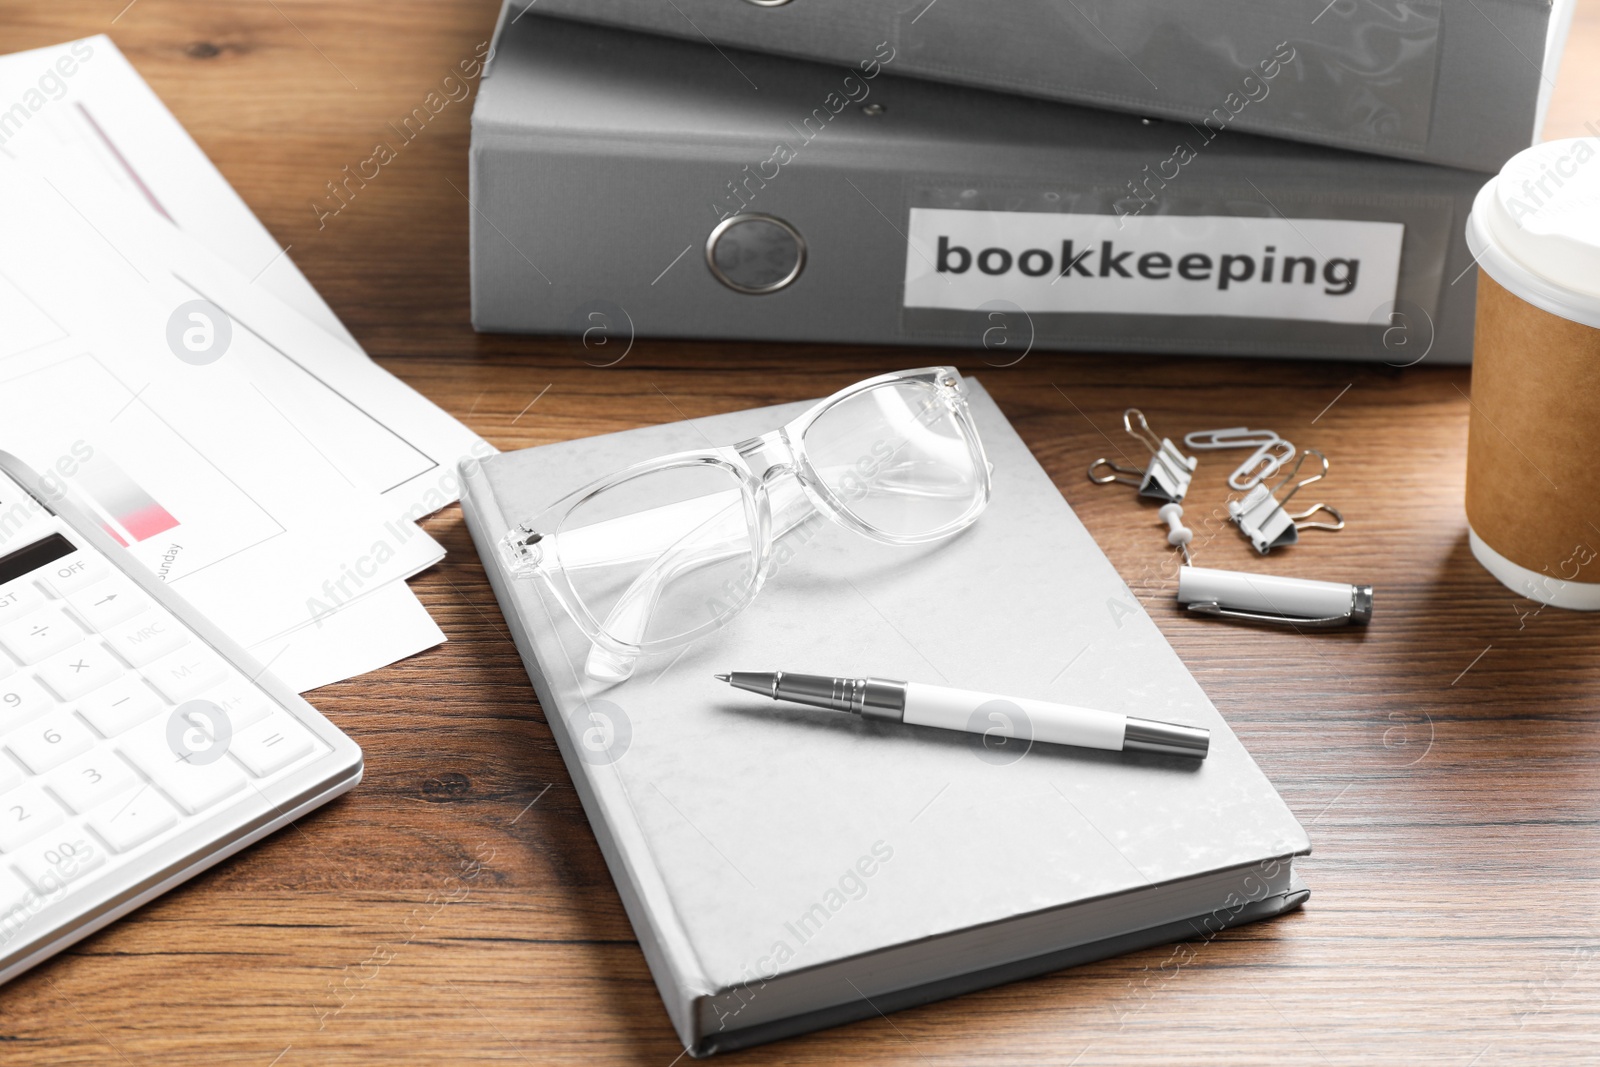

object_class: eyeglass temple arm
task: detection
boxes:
[518,494,737,574]
[543,453,967,576]
[523,390,973,575]
[584,477,819,682]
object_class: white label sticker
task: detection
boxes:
[904,209,1403,324]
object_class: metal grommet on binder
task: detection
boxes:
[742,0,796,6]
[706,213,806,294]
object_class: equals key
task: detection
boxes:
[231,713,315,777]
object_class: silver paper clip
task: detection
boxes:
[1088,409,1197,504]
[1228,449,1345,554]
[1182,426,1296,491]
[1228,438,1296,491]
[1184,426,1280,451]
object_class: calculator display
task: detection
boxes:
[0,535,74,588]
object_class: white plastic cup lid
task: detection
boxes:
[1466,136,1600,327]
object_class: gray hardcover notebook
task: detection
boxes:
[520,0,1574,174]
[459,379,1311,1055]
[471,13,1485,363]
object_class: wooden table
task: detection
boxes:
[5,2,1600,1063]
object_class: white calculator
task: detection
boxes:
[0,452,362,985]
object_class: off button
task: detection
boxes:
[705,213,806,294]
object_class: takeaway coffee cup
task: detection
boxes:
[1464,136,1600,608]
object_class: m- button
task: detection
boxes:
[142,647,228,703]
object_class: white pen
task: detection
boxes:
[1177,565,1372,628]
[716,671,1209,759]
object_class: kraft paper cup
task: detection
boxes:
[1463,137,1600,609]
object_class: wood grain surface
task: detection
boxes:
[3,2,1600,1064]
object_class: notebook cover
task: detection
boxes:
[459,379,1310,1053]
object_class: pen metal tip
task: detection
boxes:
[714,674,731,683]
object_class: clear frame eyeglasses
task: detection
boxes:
[498,367,992,683]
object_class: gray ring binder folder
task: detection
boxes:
[470,14,1485,361]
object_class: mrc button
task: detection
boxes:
[705,214,806,294]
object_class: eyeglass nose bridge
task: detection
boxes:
[733,428,799,482]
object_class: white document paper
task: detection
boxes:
[134,214,496,523]
[0,42,495,522]
[38,169,472,687]
[259,580,446,693]
[0,160,443,663]
[0,36,357,347]
[0,38,489,688]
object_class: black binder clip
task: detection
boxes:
[1087,409,1197,504]
[1228,449,1344,554]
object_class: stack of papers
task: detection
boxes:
[0,36,492,691]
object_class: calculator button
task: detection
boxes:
[117,720,245,815]
[0,581,44,625]
[104,612,188,667]
[230,713,315,777]
[34,643,124,702]
[0,864,32,912]
[66,579,148,631]
[0,676,54,730]
[14,828,105,895]
[0,757,20,795]
[7,711,97,774]
[199,678,272,733]
[0,784,66,851]
[143,647,228,704]
[88,785,177,853]
[38,553,108,598]
[0,654,14,682]
[78,678,163,738]
[0,607,83,665]
[44,751,137,814]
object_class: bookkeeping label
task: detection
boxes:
[903,210,1403,324]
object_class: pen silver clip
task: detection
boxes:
[1184,600,1353,628]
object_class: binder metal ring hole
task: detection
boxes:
[706,213,806,295]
